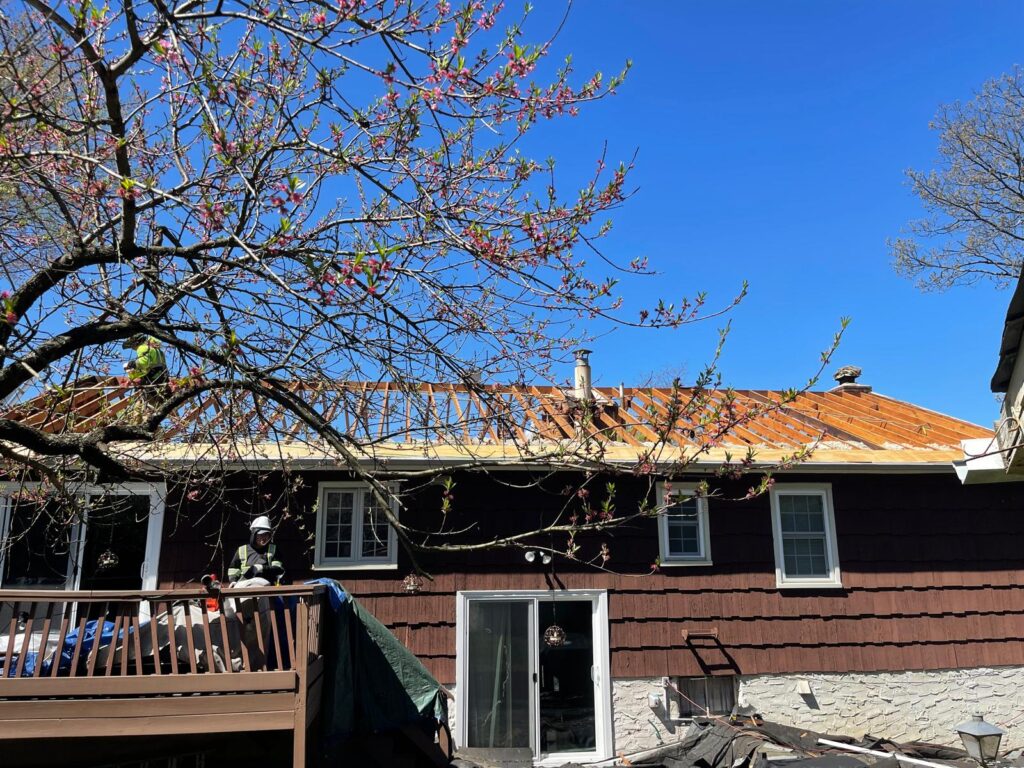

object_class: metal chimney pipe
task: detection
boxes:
[574,349,592,401]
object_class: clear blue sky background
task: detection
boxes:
[515,1,1023,427]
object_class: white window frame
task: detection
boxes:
[657,483,712,566]
[314,481,399,570]
[455,589,613,766]
[769,483,842,589]
[0,482,166,592]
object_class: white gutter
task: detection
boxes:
[953,437,1024,485]
[817,738,954,768]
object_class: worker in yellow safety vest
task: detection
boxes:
[228,516,285,585]
[123,335,169,403]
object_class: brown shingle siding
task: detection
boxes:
[157,470,1024,683]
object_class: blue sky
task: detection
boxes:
[515,1,1023,427]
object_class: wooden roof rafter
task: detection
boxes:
[0,378,992,457]
[724,393,814,447]
[527,385,576,440]
[626,388,688,447]
[798,391,950,448]
[698,390,786,447]
[841,390,986,443]
[750,390,876,448]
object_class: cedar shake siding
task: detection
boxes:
[157,470,1024,685]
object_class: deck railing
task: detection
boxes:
[0,584,326,683]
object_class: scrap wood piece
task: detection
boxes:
[681,626,719,643]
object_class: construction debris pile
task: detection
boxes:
[453,717,1018,768]
[627,718,1002,768]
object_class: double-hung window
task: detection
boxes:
[315,482,398,569]
[769,484,841,588]
[657,484,711,566]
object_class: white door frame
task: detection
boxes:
[0,481,166,591]
[455,589,613,765]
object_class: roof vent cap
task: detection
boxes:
[833,365,862,385]
[831,365,871,393]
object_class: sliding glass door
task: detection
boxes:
[464,599,534,749]
[537,600,597,754]
[457,591,611,764]
[0,483,165,591]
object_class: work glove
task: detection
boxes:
[263,564,284,581]
[245,563,264,579]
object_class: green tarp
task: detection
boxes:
[309,579,448,761]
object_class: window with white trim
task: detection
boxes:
[315,482,398,568]
[769,484,842,588]
[657,484,711,566]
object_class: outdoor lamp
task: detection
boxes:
[955,715,1005,765]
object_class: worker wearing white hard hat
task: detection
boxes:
[227,516,285,584]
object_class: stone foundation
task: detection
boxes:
[738,667,1024,747]
[611,677,684,756]
[457,668,1024,759]
[609,668,1024,758]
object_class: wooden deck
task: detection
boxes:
[0,584,327,767]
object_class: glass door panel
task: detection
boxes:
[78,494,150,592]
[2,498,75,590]
[538,600,597,755]
[465,600,533,748]
[77,494,151,622]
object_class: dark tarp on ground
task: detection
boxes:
[309,579,448,763]
[631,721,772,768]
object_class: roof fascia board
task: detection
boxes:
[141,456,960,474]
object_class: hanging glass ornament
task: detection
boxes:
[96,549,119,572]
[544,624,566,647]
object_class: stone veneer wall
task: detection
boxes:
[738,668,1024,746]
[456,669,1024,759]
[612,678,686,756]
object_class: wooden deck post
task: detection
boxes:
[293,597,309,768]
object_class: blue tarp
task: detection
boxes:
[5,619,121,677]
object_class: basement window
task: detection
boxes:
[668,676,736,719]
[315,482,398,569]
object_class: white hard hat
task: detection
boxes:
[250,516,272,534]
